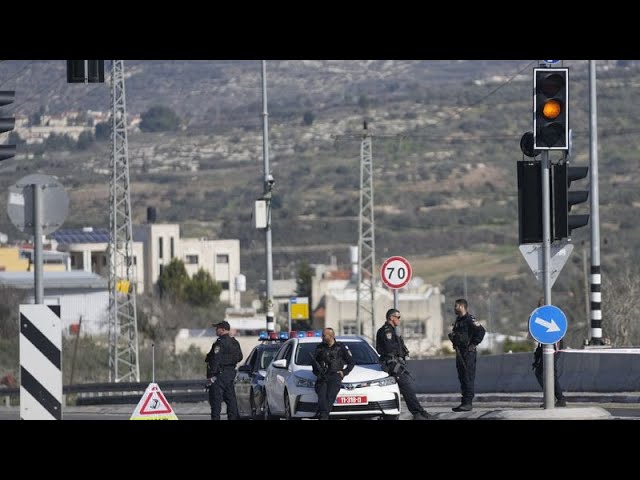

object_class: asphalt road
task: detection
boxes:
[1,401,639,420]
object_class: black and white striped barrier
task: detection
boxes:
[19,305,62,420]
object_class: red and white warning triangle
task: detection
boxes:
[130,383,178,420]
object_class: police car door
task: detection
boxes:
[265,341,294,415]
[236,347,257,416]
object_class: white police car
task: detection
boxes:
[264,332,401,419]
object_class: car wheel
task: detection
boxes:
[251,390,266,421]
[263,394,278,420]
[381,414,400,420]
[284,391,300,421]
[249,390,258,420]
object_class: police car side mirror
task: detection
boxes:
[272,359,288,369]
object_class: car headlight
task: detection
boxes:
[294,375,316,389]
[369,376,397,387]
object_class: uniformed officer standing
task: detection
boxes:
[312,328,354,420]
[376,309,432,420]
[205,320,243,420]
[448,298,485,412]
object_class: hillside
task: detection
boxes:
[1,59,639,348]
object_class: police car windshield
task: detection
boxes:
[260,349,277,369]
[296,341,379,366]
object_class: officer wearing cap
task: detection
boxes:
[205,320,243,420]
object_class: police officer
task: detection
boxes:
[376,309,432,420]
[205,320,243,420]
[312,328,354,420]
[448,298,485,412]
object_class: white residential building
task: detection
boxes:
[50,222,241,304]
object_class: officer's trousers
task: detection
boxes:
[209,367,239,420]
[534,352,564,401]
[396,370,423,415]
[456,349,476,405]
[315,372,342,419]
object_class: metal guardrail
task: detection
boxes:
[0,379,209,406]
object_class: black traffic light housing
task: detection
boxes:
[534,68,568,150]
[520,131,541,158]
[0,91,16,162]
[517,160,543,244]
[67,60,105,83]
[553,162,589,240]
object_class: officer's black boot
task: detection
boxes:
[452,403,472,412]
[412,410,433,420]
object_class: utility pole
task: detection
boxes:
[108,60,140,383]
[588,60,603,346]
[356,122,376,341]
[261,60,275,333]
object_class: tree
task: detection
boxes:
[76,130,95,150]
[185,268,222,307]
[602,263,640,346]
[296,261,313,306]
[94,121,110,141]
[302,110,315,126]
[139,105,181,132]
[157,258,189,302]
[358,94,370,109]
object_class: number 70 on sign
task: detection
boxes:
[380,256,412,289]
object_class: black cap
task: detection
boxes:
[213,320,231,330]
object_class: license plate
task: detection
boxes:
[335,395,368,405]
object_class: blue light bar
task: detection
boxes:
[279,332,289,340]
[259,331,269,340]
[314,330,322,337]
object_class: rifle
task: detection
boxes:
[309,352,328,380]
[384,356,414,380]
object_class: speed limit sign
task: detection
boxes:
[380,256,412,289]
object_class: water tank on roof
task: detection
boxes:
[235,274,246,292]
[147,206,157,223]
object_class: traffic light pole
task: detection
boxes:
[588,60,603,346]
[540,150,555,409]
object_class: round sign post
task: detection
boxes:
[380,256,412,311]
[7,174,69,303]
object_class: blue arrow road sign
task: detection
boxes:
[529,305,568,344]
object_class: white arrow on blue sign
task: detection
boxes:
[528,305,568,344]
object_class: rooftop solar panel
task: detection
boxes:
[50,228,110,244]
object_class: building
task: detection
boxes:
[132,222,240,304]
[0,245,69,272]
[50,221,241,304]
[0,271,108,336]
[311,262,445,357]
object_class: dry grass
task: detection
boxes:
[408,249,520,285]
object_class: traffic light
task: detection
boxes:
[534,68,568,150]
[0,91,16,162]
[553,162,589,240]
[67,60,105,83]
[517,160,543,244]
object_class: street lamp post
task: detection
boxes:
[261,60,275,332]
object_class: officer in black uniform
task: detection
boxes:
[205,320,243,420]
[376,308,432,420]
[448,298,485,412]
[312,327,354,420]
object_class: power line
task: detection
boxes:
[0,60,36,89]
